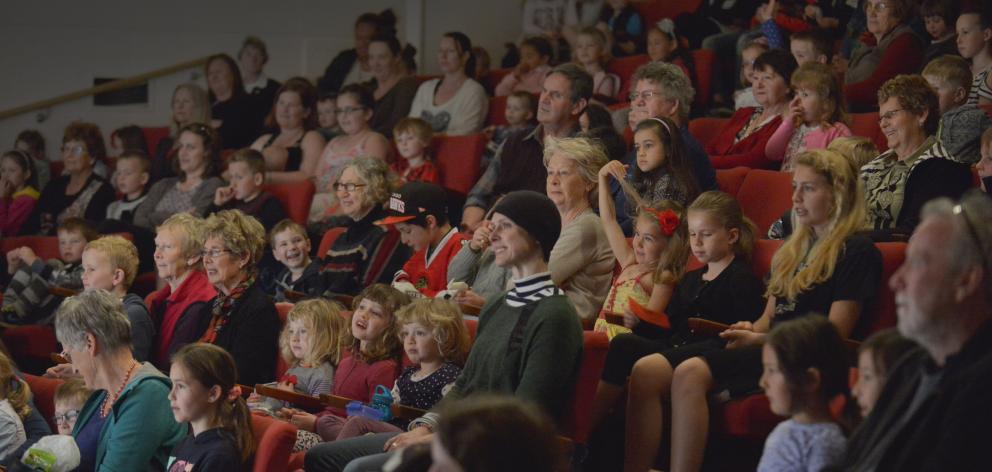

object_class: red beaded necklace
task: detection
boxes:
[100,361,140,418]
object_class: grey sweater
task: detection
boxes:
[132,177,224,229]
[122,293,155,363]
[446,245,512,301]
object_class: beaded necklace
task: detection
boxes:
[100,361,140,418]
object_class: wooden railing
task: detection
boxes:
[0,55,214,121]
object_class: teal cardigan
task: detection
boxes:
[73,363,186,471]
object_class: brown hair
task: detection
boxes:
[344,284,409,362]
[0,351,32,420]
[392,117,434,148]
[116,149,151,173]
[268,219,308,246]
[63,122,107,163]
[790,29,834,60]
[205,54,246,102]
[394,299,471,365]
[174,123,222,180]
[766,316,850,409]
[239,36,269,64]
[266,77,318,130]
[228,148,267,177]
[631,117,701,203]
[827,136,880,171]
[922,54,973,92]
[687,191,758,262]
[171,343,255,465]
[858,328,918,378]
[54,378,91,409]
[58,217,99,242]
[111,125,148,155]
[84,235,140,289]
[280,298,347,367]
[15,129,45,160]
[791,62,846,127]
[878,75,941,135]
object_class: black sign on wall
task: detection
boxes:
[93,78,148,106]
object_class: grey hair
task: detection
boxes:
[631,61,695,124]
[340,156,399,208]
[55,290,133,353]
[548,63,593,105]
[542,136,608,206]
[921,191,992,300]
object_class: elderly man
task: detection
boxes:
[840,191,992,471]
[460,63,592,231]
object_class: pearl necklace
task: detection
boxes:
[100,361,140,418]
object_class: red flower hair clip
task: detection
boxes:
[642,207,680,236]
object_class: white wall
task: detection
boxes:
[0,0,521,158]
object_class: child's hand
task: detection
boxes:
[275,407,298,420]
[622,308,641,329]
[6,249,21,273]
[17,247,39,267]
[289,412,317,432]
[276,380,295,392]
[720,329,764,349]
[514,61,532,78]
[599,160,628,182]
[214,186,235,206]
[0,177,14,199]
[787,96,804,125]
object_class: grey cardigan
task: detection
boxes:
[447,244,512,301]
[132,177,224,229]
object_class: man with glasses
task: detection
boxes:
[839,191,992,471]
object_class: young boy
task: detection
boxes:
[2,218,95,325]
[80,235,155,362]
[106,150,150,223]
[482,91,536,169]
[921,0,960,69]
[269,219,326,302]
[922,54,992,165]
[923,55,973,114]
[316,92,341,142]
[207,149,286,230]
[53,379,91,435]
[377,182,467,298]
[790,29,832,66]
[392,117,439,185]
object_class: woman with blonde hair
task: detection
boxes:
[153,83,211,181]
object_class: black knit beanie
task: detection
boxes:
[491,191,561,261]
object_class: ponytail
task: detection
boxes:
[444,32,476,79]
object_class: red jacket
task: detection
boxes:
[394,228,468,297]
[706,107,783,169]
[391,160,440,185]
[149,270,217,367]
[844,30,923,113]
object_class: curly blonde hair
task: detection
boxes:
[203,210,267,269]
[280,299,347,367]
[395,298,471,366]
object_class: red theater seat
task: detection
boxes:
[484,68,513,94]
[691,49,715,107]
[609,54,650,101]
[715,167,749,197]
[433,134,486,196]
[849,112,888,152]
[563,331,609,444]
[23,374,64,431]
[250,413,297,472]
[736,170,794,235]
[486,95,509,127]
[265,180,316,226]
[1,236,61,261]
[633,0,703,25]
[688,117,729,148]
[141,126,170,156]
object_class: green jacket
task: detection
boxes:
[73,363,186,471]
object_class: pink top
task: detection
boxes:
[494,64,553,96]
[315,134,372,194]
[0,187,39,237]
[592,70,621,100]
[765,120,852,171]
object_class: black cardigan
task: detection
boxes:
[199,282,280,386]
[875,157,974,241]
[318,49,358,94]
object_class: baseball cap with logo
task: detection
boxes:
[375,182,448,227]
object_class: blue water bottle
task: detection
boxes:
[370,385,393,422]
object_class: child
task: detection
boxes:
[80,235,155,362]
[250,299,346,412]
[0,149,39,237]
[735,40,770,110]
[53,379,91,435]
[336,298,468,439]
[494,36,554,96]
[575,27,620,101]
[597,0,644,57]
[316,92,342,142]
[168,343,254,472]
[957,7,992,106]
[269,219,326,302]
[109,125,149,157]
[766,62,852,170]
[790,29,833,66]
[2,218,95,325]
[482,91,536,169]
[391,118,439,185]
[620,117,700,219]
[14,130,50,190]
[921,0,961,69]
[851,329,919,418]
[923,54,973,114]
[0,351,29,458]
[378,182,468,298]
[593,161,688,339]
[282,284,408,443]
[207,148,286,230]
[645,19,698,93]
[757,316,850,472]
[106,150,150,223]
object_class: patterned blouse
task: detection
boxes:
[860,136,936,230]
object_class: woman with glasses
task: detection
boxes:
[317,156,410,296]
[861,75,973,239]
[24,122,115,235]
[310,84,390,223]
[844,0,924,113]
[198,209,280,387]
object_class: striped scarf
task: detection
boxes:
[200,275,255,344]
[505,272,562,308]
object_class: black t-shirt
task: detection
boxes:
[667,256,766,336]
[771,234,881,326]
[168,428,244,472]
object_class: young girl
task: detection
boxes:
[0,351,29,458]
[310,84,391,223]
[167,343,254,472]
[595,158,688,339]
[494,36,554,96]
[623,117,700,218]
[249,299,346,413]
[335,298,469,440]
[283,284,409,445]
[391,117,439,185]
[757,316,849,472]
[575,27,620,101]
[0,150,39,237]
[646,19,698,94]
[957,8,992,106]
[851,328,918,419]
[766,62,852,171]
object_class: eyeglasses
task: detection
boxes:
[54,409,80,426]
[333,182,367,193]
[877,109,905,124]
[953,203,989,270]
[335,106,366,116]
[628,90,665,102]
[61,145,85,156]
[200,248,233,259]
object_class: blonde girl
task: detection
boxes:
[574,27,621,100]
[766,62,852,171]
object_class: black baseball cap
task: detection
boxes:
[375,182,448,227]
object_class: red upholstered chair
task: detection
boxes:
[463,318,478,343]
[483,68,513,93]
[317,227,346,258]
[562,331,609,444]
[981,103,992,117]
[250,412,298,472]
[849,112,888,152]
[688,117,729,148]
[433,134,486,197]
[23,374,64,431]
[715,167,749,197]
[265,180,316,226]
[2,326,58,373]
[141,126,171,156]
[486,95,510,127]
[633,0,703,24]
[856,242,906,339]
[691,49,716,107]
[1,236,61,261]
[736,170,794,235]
[609,54,651,100]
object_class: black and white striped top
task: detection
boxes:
[505,272,563,308]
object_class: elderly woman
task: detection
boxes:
[152,83,211,181]
[861,75,973,239]
[198,209,280,386]
[147,213,217,369]
[408,32,488,136]
[55,290,185,471]
[318,156,410,296]
[206,54,259,149]
[367,35,419,138]
[305,191,583,472]
[24,122,115,235]
[544,136,614,321]
[248,77,327,184]
[844,0,923,113]
[134,123,225,230]
[706,49,797,170]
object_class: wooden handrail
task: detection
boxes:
[0,55,214,121]
[255,384,325,411]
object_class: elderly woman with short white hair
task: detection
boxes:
[55,289,185,471]
[544,136,615,321]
